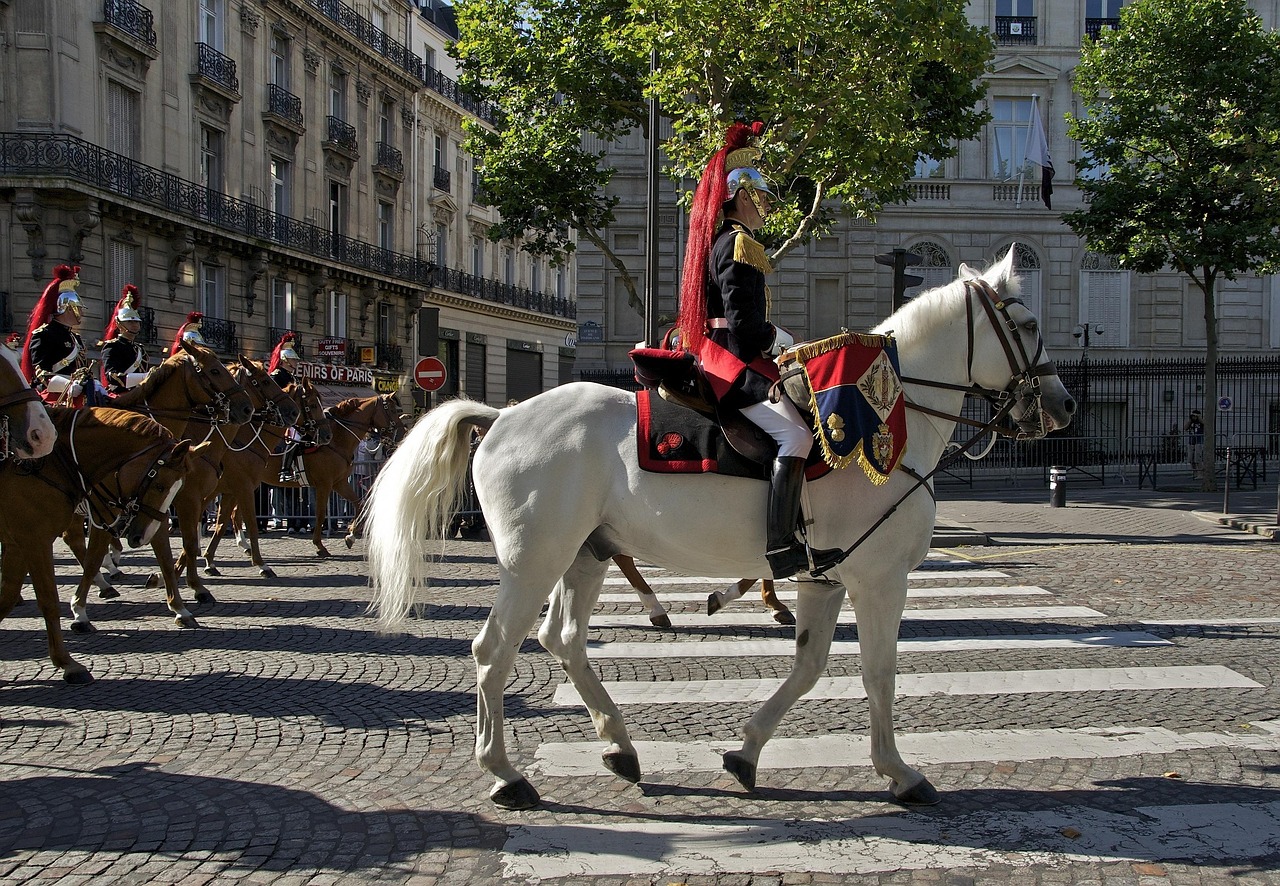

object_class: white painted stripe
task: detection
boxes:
[1142,617,1280,626]
[553,665,1260,706]
[532,723,1280,777]
[588,605,1106,629]
[502,801,1280,879]
[585,630,1171,660]
[597,585,1051,604]
[601,567,1009,586]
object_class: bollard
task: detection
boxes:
[1049,465,1067,508]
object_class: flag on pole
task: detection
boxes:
[1024,99,1055,209]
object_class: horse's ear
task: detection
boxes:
[958,262,980,279]
[170,440,191,462]
[984,245,1019,289]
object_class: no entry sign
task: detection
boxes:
[413,356,447,392]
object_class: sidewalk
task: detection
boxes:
[934,476,1280,546]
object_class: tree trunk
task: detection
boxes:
[1199,272,1219,492]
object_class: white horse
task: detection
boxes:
[365,250,1075,810]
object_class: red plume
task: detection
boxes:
[676,121,765,354]
[268,332,297,374]
[170,311,204,355]
[21,264,80,381]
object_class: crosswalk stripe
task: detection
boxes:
[502,800,1280,879]
[596,584,1052,604]
[587,604,1107,629]
[601,567,1010,585]
[531,722,1280,777]
[552,665,1260,706]
[585,630,1171,659]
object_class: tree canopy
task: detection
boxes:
[1065,0,1280,488]
[452,0,992,308]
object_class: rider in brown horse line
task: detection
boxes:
[99,284,150,395]
[267,332,304,483]
[676,122,840,580]
[20,264,104,407]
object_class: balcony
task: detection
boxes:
[906,182,951,201]
[373,141,404,179]
[375,342,404,372]
[193,42,240,97]
[433,166,451,192]
[268,327,304,358]
[471,182,491,207]
[266,84,304,128]
[0,132,577,321]
[1085,18,1120,41]
[324,115,359,157]
[198,315,238,355]
[103,0,156,46]
[994,15,1037,46]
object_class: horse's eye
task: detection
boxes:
[1024,320,1038,335]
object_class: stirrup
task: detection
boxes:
[766,541,843,580]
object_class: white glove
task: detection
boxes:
[768,324,795,357]
[125,372,148,388]
[69,382,83,398]
[44,374,72,394]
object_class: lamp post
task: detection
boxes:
[1072,322,1103,436]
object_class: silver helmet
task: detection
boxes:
[725,166,776,200]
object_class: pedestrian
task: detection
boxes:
[1183,409,1205,474]
[675,120,838,580]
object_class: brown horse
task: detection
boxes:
[200,376,331,575]
[0,345,56,460]
[0,407,191,683]
[212,393,404,560]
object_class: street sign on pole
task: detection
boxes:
[413,356,447,392]
[874,249,924,311]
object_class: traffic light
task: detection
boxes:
[874,249,924,311]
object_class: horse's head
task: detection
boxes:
[959,246,1075,438]
[177,339,255,425]
[0,346,55,459]
[117,438,192,548]
[378,394,408,446]
[292,378,332,445]
[235,356,300,427]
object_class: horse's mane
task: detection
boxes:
[49,406,171,442]
[871,257,1023,343]
[109,353,186,407]
[329,397,371,417]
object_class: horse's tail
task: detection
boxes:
[366,398,499,630]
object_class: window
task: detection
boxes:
[328,181,346,238]
[327,290,348,338]
[198,0,223,48]
[812,277,844,332]
[435,222,448,266]
[502,247,514,285]
[472,238,484,277]
[106,82,140,158]
[1086,0,1123,16]
[424,46,436,74]
[904,241,953,300]
[200,262,226,318]
[1272,276,1280,350]
[270,278,294,329]
[913,155,943,179]
[555,269,565,300]
[108,241,138,310]
[997,0,1033,13]
[379,99,393,146]
[990,97,1036,180]
[377,201,394,251]
[1079,252,1130,347]
[269,157,290,216]
[434,134,444,169]
[200,125,224,191]
[329,66,347,119]
[530,261,541,294]
[377,302,394,344]
[1010,243,1043,319]
[270,32,289,88]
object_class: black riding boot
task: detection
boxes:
[764,456,843,580]
[279,443,299,483]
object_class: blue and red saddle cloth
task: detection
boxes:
[636,331,908,485]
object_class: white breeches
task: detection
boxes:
[742,396,812,458]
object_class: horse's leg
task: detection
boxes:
[201,493,231,577]
[310,480,333,558]
[540,553,641,781]
[150,530,198,628]
[473,565,558,810]
[723,577,846,791]
[707,577,752,617]
[761,579,796,626]
[0,544,28,621]
[68,526,113,634]
[105,538,124,578]
[61,518,117,601]
[27,545,92,684]
[850,577,938,805]
[225,477,275,578]
[173,486,216,601]
[612,555,670,628]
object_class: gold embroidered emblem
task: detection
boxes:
[874,422,895,466]
[825,412,846,443]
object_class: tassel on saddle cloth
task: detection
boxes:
[778,331,909,486]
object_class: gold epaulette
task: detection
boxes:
[731,226,773,276]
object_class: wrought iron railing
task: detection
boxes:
[139,305,157,345]
[420,66,501,125]
[375,342,403,372]
[0,291,11,334]
[434,266,574,318]
[994,15,1037,45]
[104,0,157,46]
[198,315,237,354]
[325,116,358,154]
[471,182,491,206]
[433,166,451,192]
[1084,18,1120,41]
[268,327,304,357]
[195,42,239,93]
[267,84,303,127]
[0,133,576,320]
[374,141,403,177]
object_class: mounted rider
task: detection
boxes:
[676,121,841,580]
[268,332,303,483]
[99,284,150,395]
[170,311,207,354]
[21,264,104,407]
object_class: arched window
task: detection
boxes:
[1005,243,1043,319]
[905,241,952,299]
[1079,252,1129,347]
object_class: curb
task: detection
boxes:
[1191,510,1280,540]
[932,519,991,547]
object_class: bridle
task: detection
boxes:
[139,354,242,426]
[329,395,396,448]
[218,363,298,452]
[0,385,42,462]
[292,381,328,442]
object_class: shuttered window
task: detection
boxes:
[506,347,541,403]
[106,82,139,158]
[108,241,138,308]
[465,342,486,402]
[1079,270,1129,347]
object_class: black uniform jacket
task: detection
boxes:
[702,221,779,408]
[101,337,148,394]
[28,321,86,380]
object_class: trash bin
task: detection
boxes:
[1049,465,1067,508]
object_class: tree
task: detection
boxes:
[452,0,991,313]
[1065,0,1280,490]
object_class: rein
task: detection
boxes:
[65,411,180,536]
[0,386,41,462]
[132,357,237,427]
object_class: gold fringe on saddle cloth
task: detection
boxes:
[779,330,907,485]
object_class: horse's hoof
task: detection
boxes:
[772,609,797,626]
[69,621,96,634]
[344,535,354,549]
[891,776,940,806]
[722,751,757,791]
[105,568,123,581]
[144,574,160,590]
[706,593,723,617]
[649,613,672,629]
[97,586,120,600]
[602,751,642,783]
[63,668,94,685]
[490,778,541,810]
[259,566,277,579]
[316,546,331,559]
[203,565,221,577]
[175,614,201,629]
[194,591,217,605]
